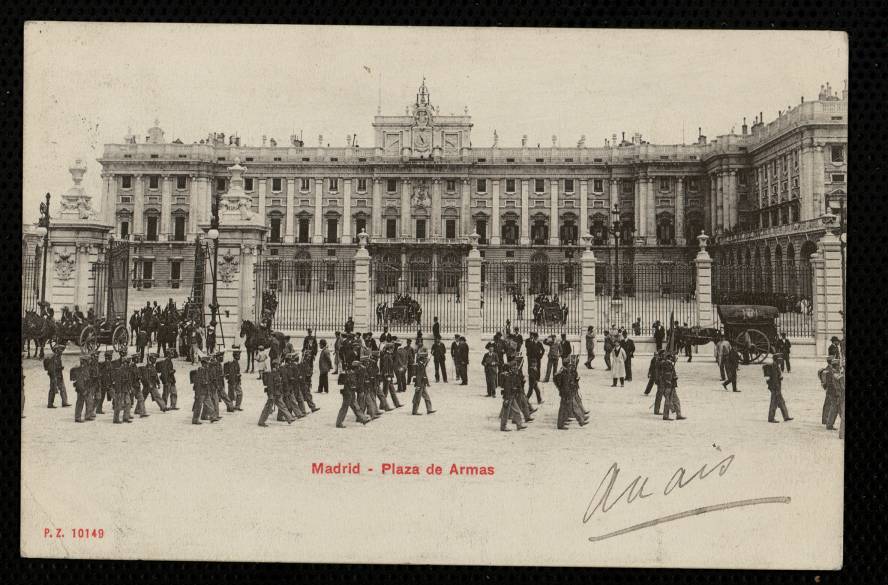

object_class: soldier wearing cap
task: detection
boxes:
[85,350,102,419]
[158,349,179,410]
[367,350,392,412]
[212,351,234,414]
[111,353,132,423]
[499,355,526,431]
[189,355,209,424]
[482,342,500,398]
[379,341,402,408]
[278,353,304,422]
[555,355,587,429]
[44,342,70,408]
[258,360,294,427]
[819,356,842,428]
[296,351,320,413]
[764,353,792,423]
[224,345,243,410]
[71,355,94,423]
[823,358,844,435]
[128,354,150,418]
[411,339,435,416]
[140,353,168,412]
[394,338,409,393]
[510,353,536,422]
[360,354,382,419]
[95,349,115,415]
[660,353,685,421]
[336,360,370,428]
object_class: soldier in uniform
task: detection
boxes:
[158,350,179,410]
[394,339,409,393]
[823,359,844,434]
[44,342,70,408]
[644,351,662,397]
[336,360,371,428]
[71,355,94,423]
[296,351,320,413]
[129,355,150,418]
[411,342,435,416]
[95,349,115,416]
[660,353,686,421]
[367,350,392,412]
[189,356,209,424]
[499,357,526,431]
[284,354,308,420]
[213,351,235,414]
[258,364,295,427]
[764,354,792,423]
[360,355,382,419]
[431,337,448,383]
[110,353,129,423]
[526,343,544,405]
[510,353,536,422]
[555,355,587,429]
[224,345,243,411]
[140,353,168,412]
[482,342,500,398]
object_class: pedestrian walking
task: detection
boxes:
[584,326,596,369]
[764,354,792,423]
[317,339,332,393]
[721,344,741,392]
[610,341,627,387]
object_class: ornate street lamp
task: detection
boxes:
[35,193,51,308]
[609,203,628,300]
[206,189,221,350]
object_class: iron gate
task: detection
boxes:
[92,238,131,321]
[368,254,467,335]
[21,253,41,317]
[595,262,697,331]
[254,259,355,331]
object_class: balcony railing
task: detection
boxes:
[715,218,825,244]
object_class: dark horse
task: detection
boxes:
[240,320,283,373]
[667,325,720,355]
[22,310,55,358]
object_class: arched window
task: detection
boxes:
[560,215,578,245]
[590,213,608,245]
[531,215,548,245]
[685,211,703,245]
[774,246,784,293]
[656,212,675,245]
[501,215,519,245]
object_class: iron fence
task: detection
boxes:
[22,254,41,317]
[368,256,467,335]
[255,259,355,332]
[712,262,814,337]
[596,262,698,332]
[481,260,583,336]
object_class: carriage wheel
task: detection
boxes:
[112,325,129,355]
[80,325,98,354]
[734,328,770,365]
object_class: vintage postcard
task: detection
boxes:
[21,22,846,568]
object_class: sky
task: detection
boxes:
[22,23,847,223]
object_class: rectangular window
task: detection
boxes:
[739,173,747,187]
[831,174,845,183]
[831,146,844,162]
[387,179,397,193]
[593,179,603,193]
[271,199,281,207]
[357,178,367,192]
[534,179,545,193]
[446,180,456,192]
[150,154,159,159]
[120,221,129,239]
[564,179,575,193]
[660,178,669,191]
[170,261,181,289]
[272,178,282,192]
[300,178,311,191]
[269,218,281,242]
[505,179,516,193]
[244,178,254,191]
[445,219,456,239]
[592,200,605,208]
[534,199,545,207]
[415,219,426,240]
[142,261,153,288]
[298,218,310,243]
[326,218,338,243]
[216,178,226,191]
[176,176,187,190]
[477,179,487,193]
[386,219,397,239]
[476,219,488,244]
[121,175,132,189]
[146,217,158,241]
[623,181,633,193]
[173,216,186,241]
[300,199,310,206]
[245,157,254,162]
[273,157,282,162]
[329,178,338,192]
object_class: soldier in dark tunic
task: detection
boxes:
[411,342,435,415]
[190,356,208,425]
[71,356,94,423]
[110,355,130,423]
[224,345,243,410]
[379,342,402,408]
[555,355,587,429]
[44,342,70,408]
[95,349,115,415]
[660,353,686,421]
[158,351,179,410]
[297,352,320,413]
[482,343,500,398]
[140,353,168,412]
[764,354,792,423]
[336,360,370,428]
[498,359,526,432]
[129,355,149,418]
[258,366,294,427]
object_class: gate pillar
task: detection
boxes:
[813,214,844,357]
[694,231,714,328]
[353,231,371,328]
[580,236,597,329]
[466,233,482,334]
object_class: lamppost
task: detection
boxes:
[609,203,628,300]
[34,193,51,308]
[827,198,847,331]
[206,189,221,350]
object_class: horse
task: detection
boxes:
[141,310,159,347]
[22,310,55,359]
[240,320,281,373]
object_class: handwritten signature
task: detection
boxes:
[583,454,790,542]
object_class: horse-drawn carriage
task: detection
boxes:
[533,299,568,325]
[58,316,129,355]
[668,304,779,365]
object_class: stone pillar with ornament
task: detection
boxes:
[580,235,597,330]
[45,159,113,316]
[214,157,267,344]
[352,230,371,328]
[465,232,482,334]
[812,212,845,357]
[694,230,714,328]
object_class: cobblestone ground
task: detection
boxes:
[20,346,842,568]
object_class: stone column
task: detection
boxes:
[133,174,144,236]
[520,179,530,245]
[352,232,371,327]
[341,178,352,243]
[491,178,501,245]
[466,234,482,334]
[312,178,324,244]
[634,179,642,235]
[610,178,620,211]
[715,172,725,231]
[675,176,685,246]
[580,236,597,328]
[694,231,714,327]
[579,179,589,237]
[259,178,269,228]
[810,145,826,221]
[284,177,296,243]
[431,178,442,238]
[549,178,560,245]
[646,177,656,244]
[101,172,115,229]
[812,224,845,356]
[371,178,383,238]
[400,179,412,238]
[461,178,472,236]
[160,175,172,241]
[728,170,739,229]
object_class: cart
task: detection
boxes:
[716,305,780,365]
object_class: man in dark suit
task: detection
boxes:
[622,335,636,382]
[457,336,470,385]
[431,337,447,383]
[559,333,572,368]
[317,339,332,393]
[432,317,441,341]
[451,334,462,383]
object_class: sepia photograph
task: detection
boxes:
[21,22,847,568]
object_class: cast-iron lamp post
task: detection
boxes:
[206,190,221,348]
[34,193,51,308]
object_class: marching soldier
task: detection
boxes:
[499,357,526,432]
[297,352,320,413]
[526,344,543,405]
[189,356,208,424]
[258,363,294,427]
[644,350,662,397]
[280,353,304,421]
[367,351,392,412]
[224,345,244,411]
[379,342,402,408]
[360,355,382,419]
[158,351,179,410]
[764,354,792,423]
[510,353,536,422]
[660,353,686,421]
[111,353,132,423]
[129,355,149,418]
[140,353,168,412]
[212,351,235,414]
[482,342,500,398]
[542,334,561,383]
[44,342,70,408]
[394,339,409,393]
[95,349,115,415]
[555,355,587,429]
[411,342,435,416]
[71,355,94,423]
[336,360,371,428]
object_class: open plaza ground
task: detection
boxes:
[20,341,842,568]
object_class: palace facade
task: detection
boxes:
[95,80,847,289]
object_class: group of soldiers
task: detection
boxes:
[190,345,245,424]
[256,345,320,427]
[43,341,180,424]
[642,350,685,420]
